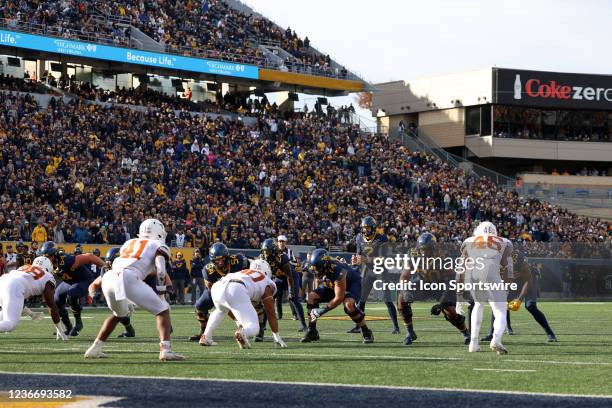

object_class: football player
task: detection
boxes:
[260,239,307,332]
[482,246,557,343]
[397,233,471,345]
[301,249,374,344]
[202,259,287,349]
[0,256,68,340]
[348,216,400,334]
[84,218,185,361]
[460,221,513,355]
[88,247,138,338]
[189,242,250,345]
[39,241,105,336]
[15,242,33,267]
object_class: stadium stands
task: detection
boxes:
[0,0,349,79]
[0,80,608,250]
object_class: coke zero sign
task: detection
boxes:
[494,68,612,109]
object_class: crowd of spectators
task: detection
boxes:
[0,0,132,46]
[0,88,609,256]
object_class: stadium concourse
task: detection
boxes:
[0,78,608,257]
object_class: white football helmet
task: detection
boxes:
[138,218,167,242]
[250,259,272,279]
[32,256,53,275]
[474,221,498,236]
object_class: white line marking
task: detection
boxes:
[473,368,536,373]
[0,370,609,399]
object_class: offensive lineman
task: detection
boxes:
[202,259,287,348]
[0,256,69,340]
[397,233,471,345]
[460,221,513,355]
[302,249,374,344]
[84,219,185,361]
[39,241,105,336]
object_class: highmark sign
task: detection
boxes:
[0,30,259,79]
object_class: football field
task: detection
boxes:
[0,302,611,406]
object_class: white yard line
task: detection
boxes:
[473,368,536,373]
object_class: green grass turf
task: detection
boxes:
[0,302,611,396]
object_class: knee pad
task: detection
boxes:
[344,304,365,324]
[525,300,537,312]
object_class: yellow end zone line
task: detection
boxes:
[0,370,610,399]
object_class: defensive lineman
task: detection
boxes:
[0,256,69,340]
[202,259,287,348]
[84,219,185,361]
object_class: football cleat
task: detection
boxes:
[297,324,307,333]
[189,334,202,342]
[300,329,320,343]
[463,332,471,345]
[199,334,217,346]
[254,334,264,342]
[391,327,400,334]
[547,334,558,342]
[480,334,493,342]
[69,318,84,337]
[234,328,250,349]
[506,328,515,335]
[490,342,508,355]
[117,326,136,338]
[159,350,186,361]
[468,341,481,352]
[362,328,374,344]
[409,330,418,341]
[403,334,413,346]
[347,325,361,334]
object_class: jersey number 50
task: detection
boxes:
[242,270,265,282]
[19,265,45,280]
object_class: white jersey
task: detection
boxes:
[111,238,171,280]
[220,270,277,302]
[462,234,513,283]
[5,265,56,298]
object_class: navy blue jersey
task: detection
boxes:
[317,258,360,286]
[203,253,249,284]
[355,233,388,262]
[56,254,95,284]
[267,252,291,278]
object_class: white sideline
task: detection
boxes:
[0,370,610,399]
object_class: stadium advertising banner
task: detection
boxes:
[494,67,612,109]
[0,30,258,79]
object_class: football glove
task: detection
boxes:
[430,303,444,316]
[508,299,522,312]
[54,323,69,341]
[310,306,329,321]
[455,301,468,316]
[272,332,287,348]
